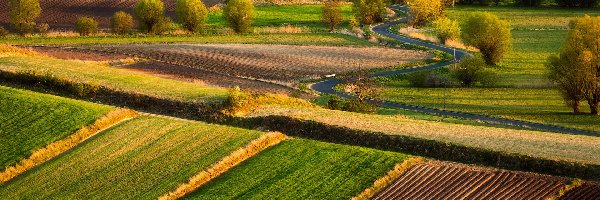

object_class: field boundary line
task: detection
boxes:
[352,157,426,200]
[159,132,288,200]
[0,109,139,185]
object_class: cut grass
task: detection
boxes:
[0,33,372,46]
[183,139,410,200]
[0,116,263,199]
[250,106,600,165]
[0,85,113,169]
[0,55,228,102]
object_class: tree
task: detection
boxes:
[406,0,444,27]
[432,17,460,44]
[135,0,165,33]
[111,11,134,35]
[462,12,511,65]
[353,0,387,25]
[176,0,208,33]
[450,56,496,86]
[322,0,344,31]
[344,71,381,102]
[547,16,600,115]
[9,0,41,35]
[75,17,98,36]
[223,0,255,33]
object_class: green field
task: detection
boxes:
[252,105,600,165]
[0,86,113,169]
[0,55,228,102]
[377,5,600,132]
[0,116,263,199]
[184,139,409,200]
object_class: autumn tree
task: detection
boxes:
[176,0,208,33]
[9,0,41,35]
[406,0,444,27]
[353,0,387,25]
[135,0,165,33]
[322,0,344,31]
[75,17,98,36]
[547,15,600,115]
[223,0,255,33]
[111,11,134,35]
[432,17,460,44]
[462,12,511,65]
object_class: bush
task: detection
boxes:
[515,0,543,6]
[151,17,175,34]
[75,17,98,36]
[223,0,255,33]
[36,23,49,36]
[0,27,9,37]
[556,0,599,7]
[176,0,209,33]
[406,0,444,27]
[349,17,360,29]
[450,56,496,87]
[111,11,134,35]
[432,17,460,44]
[9,0,41,35]
[353,0,387,25]
[407,71,449,87]
[343,98,377,114]
[322,0,344,31]
[135,0,166,33]
[325,95,344,110]
[462,12,511,65]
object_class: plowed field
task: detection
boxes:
[93,44,430,86]
[0,0,221,29]
[372,161,570,200]
[560,182,600,200]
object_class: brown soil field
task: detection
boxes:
[91,44,431,86]
[0,0,223,29]
[30,46,132,61]
[120,61,304,95]
[560,182,600,200]
[372,161,571,200]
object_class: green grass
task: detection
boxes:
[0,86,113,169]
[0,116,263,199]
[208,5,354,30]
[0,55,228,102]
[377,5,600,132]
[184,139,409,200]
[0,33,371,46]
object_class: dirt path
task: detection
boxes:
[311,5,600,137]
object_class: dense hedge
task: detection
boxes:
[241,115,600,181]
[0,70,220,120]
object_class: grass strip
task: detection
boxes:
[549,179,584,200]
[352,157,426,200]
[0,109,139,184]
[160,132,288,200]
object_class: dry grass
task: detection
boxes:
[159,132,287,200]
[0,45,45,57]
[399,27,439,43]
[352,157,426,200]
[0,109,139,184]
[253,25,307,34]
[549,179,584,200]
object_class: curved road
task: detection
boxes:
[311,6,599,137]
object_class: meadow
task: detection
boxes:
[378,5,600,132]
[184,139,409,200]
[0,86,112,169]
[0,116,263,199]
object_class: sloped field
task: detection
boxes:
[0,116,263,199]
[0,85,112,169]
[372,161,570,200]
[94,44,430,86]
[184,139,410,200]
[560,182,600,200]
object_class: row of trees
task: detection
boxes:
[458,0,599,7]
[5,0,256,36]
[322,0,390,32]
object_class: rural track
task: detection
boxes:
[311,5,600,137]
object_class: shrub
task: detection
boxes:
[135,0,166,33]
[325,95,345,110]
[9,0,41,35]
[36,23,49,36]
[75,17,98,36]
[515,0,544,6]
[151,17,175,34]
[111,11,134,35]
[0,27,9,37]
[462,12,511,65]
[176,0,209,33]
[432,17,460,44]
[547,15,600,115]
[353,0,387,25]
[556,0,599,8]
[406,0,444,27]
[407,71,448,87]
[322,0,344,31]
[349,17,360,30]
[223,0,255,33]
[343,98,377,114]
[450,56,496,87]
